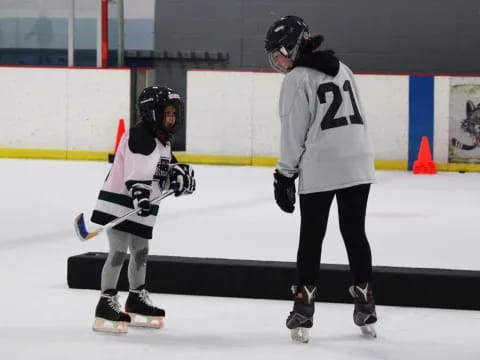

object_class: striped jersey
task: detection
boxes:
[91,124,171,239]
[276,61,376,193]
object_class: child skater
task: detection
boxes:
[90,86,196,333]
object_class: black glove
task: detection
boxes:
[131,183,152,217]
[273,170,297,213]
[170,164,196,196]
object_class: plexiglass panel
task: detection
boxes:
[0,0,120,66]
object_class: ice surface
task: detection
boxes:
[1,159,479,359]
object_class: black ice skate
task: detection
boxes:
[286,285,317,343]
[93,289,131,334]
[125,285,165,328]
[349,282,377,337]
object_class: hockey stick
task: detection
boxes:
[73,189,175,241]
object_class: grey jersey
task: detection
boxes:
[277,62,376,193]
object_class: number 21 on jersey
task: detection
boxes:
[317,80,364,130]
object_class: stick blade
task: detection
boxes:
[74,213,90,241]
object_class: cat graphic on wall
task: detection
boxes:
[451,100,480,150]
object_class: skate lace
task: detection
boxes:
[138,289,153,306]
[349,284,372,304]
[103,294,122,313]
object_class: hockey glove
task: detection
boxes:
[170,164,196,196]
[273,170,298,213]
[154,157,171,190]
[131,183,152,217]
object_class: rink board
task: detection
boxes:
[67,252,480,310]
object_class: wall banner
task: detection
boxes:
[449,78,480,163]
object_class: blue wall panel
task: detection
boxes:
[408,76,434,170]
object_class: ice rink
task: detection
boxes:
[1,158,480,360]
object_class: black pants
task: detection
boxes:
[297,183,372,286]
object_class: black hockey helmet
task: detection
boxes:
[264,15,311,71]
[137,86,184,139]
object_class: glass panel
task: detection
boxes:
[108,0,119,60]
[0,0,121,67]
[73,0,98,66]
[0,0,70,65]
[73,0,119,66]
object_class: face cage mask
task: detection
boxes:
[266,28,307,73]
[267,51,291,73]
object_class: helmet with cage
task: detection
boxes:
[264,15,311,72]
[137,86,184,139]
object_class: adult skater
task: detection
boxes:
[264,15,377,342]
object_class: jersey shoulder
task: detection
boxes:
[128,124,156,155]
[285,66,310,83]
[288,66,331,89]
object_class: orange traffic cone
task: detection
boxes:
[413,136,437,174]
[108,118,126,163]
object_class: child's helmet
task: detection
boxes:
[137,86,184,138]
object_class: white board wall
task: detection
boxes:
[0,67,130,152]
[0,67,468,165]
[187,70,410,160]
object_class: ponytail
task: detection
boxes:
[300,34,325,54]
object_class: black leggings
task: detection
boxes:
[297,184,372,286]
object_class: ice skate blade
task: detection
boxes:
[290,328,310,343]
[360,324,377,338]
[92,317,128,334]
[128,313,164,329]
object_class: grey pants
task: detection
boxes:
[101,228,149,292]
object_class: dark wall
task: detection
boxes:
[155,0,480,73]
[154,0,480,150]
